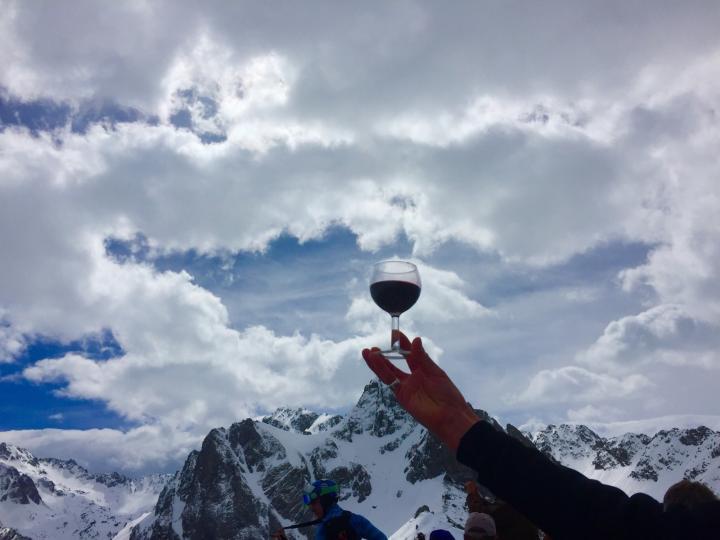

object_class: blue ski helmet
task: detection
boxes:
[303,479,339,506]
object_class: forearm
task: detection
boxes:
[456,421,664,539]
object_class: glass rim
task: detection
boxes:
[372,259,418,273]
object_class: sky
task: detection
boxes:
[1,0,719,475]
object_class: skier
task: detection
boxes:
[272,479,387,540]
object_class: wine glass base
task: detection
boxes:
[378,348,410,360]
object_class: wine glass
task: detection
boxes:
[370,260,421,358]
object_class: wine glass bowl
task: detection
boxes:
[370,260,421,358]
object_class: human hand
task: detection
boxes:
[270,528,287,540]
[362,332,480,451]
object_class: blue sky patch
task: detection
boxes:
[0,89,155,136]
[0,330,129,431]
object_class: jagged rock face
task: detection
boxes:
[229,419,286,472]
[183,429,267,539]
[140,478,182,540]
[133,424,305,540]
[309,440,339,478]
[0,464,41,505]
[135,428,271,540]
[263,463,310,520]
[336,380,415,440]
[262,408,319,434]
[132,379,512,539]
[403,410,529,491]
[679,426,713,446]
[405,431,474,486]
[603,433,650,469]
[0,446,38,468]
[0,525,31,540]
[261,408,344,435]
[327,464,372,503]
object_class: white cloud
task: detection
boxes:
[0,310,24,362]
[514,366,652,405]
[15,243,375,430]
[1,1,720,470]
[579,304,720,371]
[566,404,623,424]
[16,258,469,434]
[4,2,718,107]
[0,425,200,475]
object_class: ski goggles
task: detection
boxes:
[302,486,318,505]
[302,481,338,505]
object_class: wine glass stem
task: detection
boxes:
[391,315,400,352]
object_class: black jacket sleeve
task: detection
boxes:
[456,421,720,540]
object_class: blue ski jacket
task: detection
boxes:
[315,503,387,540]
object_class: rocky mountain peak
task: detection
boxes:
[261,407,321,434]
[228,419,286,473]
[533,424,605,462]
[0,520,31,540]
[337,379,415,441]
[133,422,301,540]
[679,426,714,446]
[0,445,37,468]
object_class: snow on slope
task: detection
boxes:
[133,380,720,539]
[132,379,476,539]
[0,442,169,540]
[4,384,719,539]
[390,507,463,540]
[530,424,720,501]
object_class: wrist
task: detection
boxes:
[439,407,480,451]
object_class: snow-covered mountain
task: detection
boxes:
[259,407,343,435]
[3,381,719,539]
[0,520,31,540]
[130,380,522,540]
[529,423,720,501]
[130,380,720,539]
[0,442,169,540]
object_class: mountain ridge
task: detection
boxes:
[0,442,169,540]
[1,380,719,539]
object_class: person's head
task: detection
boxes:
[464,512,497,540]
[429,530,455,540]
[302,479,339,519]
[663,479,718,512]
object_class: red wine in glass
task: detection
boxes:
[370,260,421,358]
